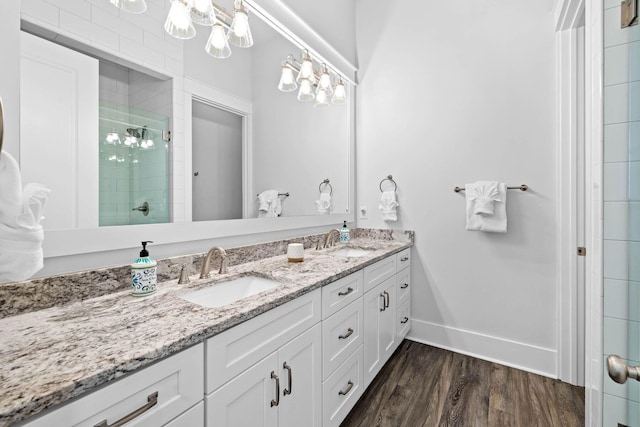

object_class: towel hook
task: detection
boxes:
[319,179,333,196]
[379,175,398,193]
[0,96,4,155]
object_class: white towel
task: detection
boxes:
[315,193,332,214]
[0,152,51,282]
[465,181,507,233]
[258,190,281,218]
[379,191,399,222]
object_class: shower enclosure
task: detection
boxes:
[99,101,170,226]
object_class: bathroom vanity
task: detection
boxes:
[0,231,412,427]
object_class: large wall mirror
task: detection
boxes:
[16,0,356,261]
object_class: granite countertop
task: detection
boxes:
[0,237,412,426]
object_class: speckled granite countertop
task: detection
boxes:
[0,236,412,426]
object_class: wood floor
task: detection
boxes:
[341,340,585,427]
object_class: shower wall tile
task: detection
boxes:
[604,278,640,322]
[21,0,60,27]
[604,393,640,427]
[604,122,640,163]
[604,82,640,124]
[604,357,640,402]
[604,317,640,361]
[603,161,640,201]
[602,240,640,282]
[605,6,640,48]
[604,41,640,86]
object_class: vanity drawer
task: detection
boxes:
[206,289,321,394]
[396,267,411,307]
[23,344,204,427]
[363,256,396,293]
[321,270,363,319]
[322,298,363,380]
[396,248,411,272]
[322,344,364,427]
[165,401,204,427]
[397,300,411,340]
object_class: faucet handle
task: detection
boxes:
[178,264,190,284]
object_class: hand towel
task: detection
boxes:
[258,190,280,218]
[0,152,51,282]
[379,191,399,221]
[315,193,332,214]
[465,181,507,233]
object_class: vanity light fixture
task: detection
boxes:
[104,132,122,145]
[190,0,216,25]
[164,0,196,39]
[205,23,232,58]
[227,0,253,48]
[110,0,147,14]
[278,50,348,107]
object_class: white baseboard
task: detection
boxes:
[406,319,558,379]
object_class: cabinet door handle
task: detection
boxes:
[338,287,354,296]
[400,256,409,262]
[338,380,354,396]
[400,283,409,289]
[94,391,158,427]
[380,293,386,311]
[401,317,409,324]
[339,328,354,340]
[270,371,280,407]
[383,291,390,309]
[283,362,292,396]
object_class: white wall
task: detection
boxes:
[355,0,560,376]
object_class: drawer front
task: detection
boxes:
[24,344,204,427]
[397,300,411,340]
[164,401,204,427]
[395,267,410,307]
[322,345,364,427]
[396,248,411,272]
[206,289,321,394]
[321,270,363,320]
[363,256,396,293]
[322,298,364,380]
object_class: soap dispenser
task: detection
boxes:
[131,241,157,296]
[340,221,350,244]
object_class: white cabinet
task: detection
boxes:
[322,345,364,427]
[205,290,322,427]
[363,276,396,387]
[24,344,204,427]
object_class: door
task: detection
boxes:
[278,324,322,427]
[363,277,395,387]
[602,2,640,425]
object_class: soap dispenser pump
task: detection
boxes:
[340,221,350,244]
[131,241,157,296]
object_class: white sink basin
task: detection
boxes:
[181,275,280,308]
[328,247,374,258]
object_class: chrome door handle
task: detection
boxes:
[283,362,292,396]
[607,354,640,384]
[338,287,354,296]
[339,328,354,340]
[270,371,280,407]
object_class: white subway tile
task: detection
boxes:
[91,6,143,44]
[605,42,640,86]
[59,10,119,51]
[605,123,630,162]
[120,10,165,38]
[604,317,640,361]
[605,6,640,48]
[604,393,640,426]
[604,240,630,280]
[143,31,182,60]
[605,83,630,124]
[604,202,630,240]
[118,38,165,70]
[604,162,629,201]
[45,0,91,20]
[21,0,60,27]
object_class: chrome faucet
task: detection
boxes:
[200,246,229,278]
[323,229,341,248]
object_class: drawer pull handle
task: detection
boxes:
[94,391,158,427]
[383,291,390,309]
[401,317,409,324]
[283,362,292,396]
[339,328,354,340]
[271,371,280,407]
[400,256,409,262]
[338,287,354,296]
[339,380,354,396]
[380,293,386,311]
[400,283,409,289]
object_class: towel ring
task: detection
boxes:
[319,179,333,196]
[379,175,397,193]
[0,96,4,155]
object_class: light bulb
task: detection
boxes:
[297,78,314,102]
[298,58,314,84]
[314,88,329,108]
[278,65,297,92]
[205,24,232,58]
[110,0,147,14]
[318,65,332,93]
[332,79,347,104]
[228,1,253,48]
[165,0,196,39]
[190,0,216,26]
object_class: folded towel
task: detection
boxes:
[315,192,332,214]
[379,191,399,222]
[258,190,281,218]
[465,181,507,233]
[0,152,51,282]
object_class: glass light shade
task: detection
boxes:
[190,0,216,26]
[104,132,122,145]
[278,66,298,92]
[205,24,232,58]
[297,78,314,102]
[314,88,329,108]
[228,3,253,48]
[332,80,347,104]
[318,65,332,94]
[124,135,139,147]
[297,58,315,84]
[165,0,196,39]
[110,0,147,14]
[141,139,155,150]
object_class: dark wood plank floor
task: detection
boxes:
[341,340,585,427]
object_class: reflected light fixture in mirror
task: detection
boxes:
[110,0,147,14]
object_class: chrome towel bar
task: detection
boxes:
[454,184,528,193]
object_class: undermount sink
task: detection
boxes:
[328,247,375,258]
[180,275,281,308]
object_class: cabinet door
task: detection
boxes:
[363,276,396,387]
[278,324,322,427]
[207,353,279,427]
